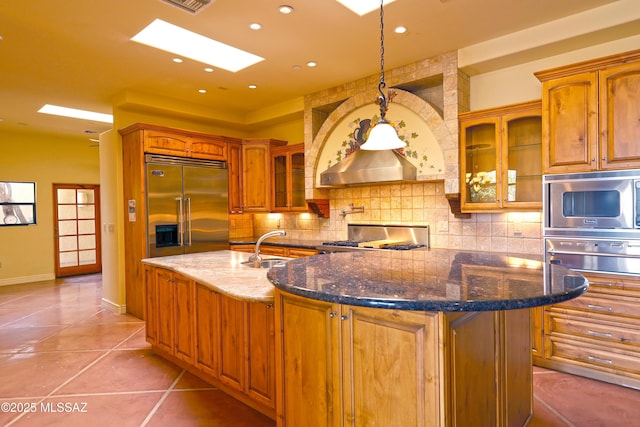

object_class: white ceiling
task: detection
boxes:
[0,0,634,139]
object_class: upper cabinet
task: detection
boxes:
[271,144,306,212]
[142,127,230,160]
[459,100,542,213]
[241,138,287,212]
[535,49,640,173]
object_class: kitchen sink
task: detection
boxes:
[241,258,289,268]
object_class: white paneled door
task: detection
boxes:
[53,184,102,277]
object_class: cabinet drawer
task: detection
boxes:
[546,336,640,377]
[553,292,640,320]
[546,311,640,347]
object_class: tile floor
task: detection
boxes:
[1,274,639,426]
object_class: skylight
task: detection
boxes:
[38,104,113,123]
[131,19,264,72]
[336,0,396,16]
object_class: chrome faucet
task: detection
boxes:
[248,230,287,267]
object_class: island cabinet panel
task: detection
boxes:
[173,274,196,364]
[276,289,534,427]
[195,283,219,377]
[144,265,277,420]
[341,305,442,427]
[155,268,176,355]
[218,294,246,391]
[275,292,341,427]
[246,302,276,409]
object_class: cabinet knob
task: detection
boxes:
[601,156,607,161]
[329,312,337,318]
[340,315,349,320]
[592,158,596,162]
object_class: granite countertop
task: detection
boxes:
[230,236,324,249]
[142,250,285,304]
[267,249,589,312]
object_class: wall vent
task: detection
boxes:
[161,0,214,14]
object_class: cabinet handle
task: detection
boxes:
[587,304,613,312]
[340,315,349,320]
[602,157,607,161]
[587,330,613,338]
[592,158,596,162]
[329,312,337,318]
[588,355,613,365]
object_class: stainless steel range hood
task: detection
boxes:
[320,149,417,186]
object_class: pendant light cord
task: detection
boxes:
[377,0,393,122]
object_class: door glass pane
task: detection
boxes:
[465,123,497,203]
[291,152,305,207]
[57,189,76,204]
[58,220,78,235]
[78,205,95,219]
[274,155,287,208]
[78,220,95,234]
[77,189,95,204]
[59,252,78,268]
[507,116,542,203]
[59,236,78,251]
[78,235,96,250]
[58,205,77,219]
[79,250,96,265]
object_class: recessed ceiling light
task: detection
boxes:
[38,104,113,123]
[394,26,407,34]
[248,85,257,89]
[336,0,395,16]
[173,57,183,63]
[198,89,207,93]
[249,23,262,30]
[306,61,317,67]
[131,19,264,72]
[279,5,294,14]
[204,67,214,72]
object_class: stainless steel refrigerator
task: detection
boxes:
[145,154,229,258]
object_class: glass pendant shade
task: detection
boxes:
[360,121,407,150]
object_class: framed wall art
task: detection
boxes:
[0,181,36,226]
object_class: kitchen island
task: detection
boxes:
[267,249,587,427]
[141,250,285,419]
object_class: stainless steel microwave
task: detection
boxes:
[543,169,640,237]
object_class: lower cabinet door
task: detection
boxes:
[341,305,442,427]
[174,274,195,363]
[246,302,276,409]
[195,284,219,377]
[276,292,341,427]
[218,294,246,391]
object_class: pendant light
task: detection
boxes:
[360,0,406,151]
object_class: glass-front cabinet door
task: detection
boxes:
[273,152,288,210]
[271,145,307,212]
[504,113,542,206]
[460,100,542,212]
[462,119,501,209]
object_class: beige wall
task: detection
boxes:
[0,129,100,284]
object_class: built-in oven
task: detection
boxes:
[543,169,640,277]
[544,169,640,238]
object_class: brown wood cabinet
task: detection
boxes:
[534,271,640,389]
[275,290,532,427]
[271,144,307,212]
[228,141,244,214]
[231,244,318,258]
[241,139,287,212]
[459,100,542,212]
[119,123,242,319]
[144,265,277,419]
[535,49,640,173]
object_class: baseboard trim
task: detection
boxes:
[102,298,127,315]
[0,273,56,287]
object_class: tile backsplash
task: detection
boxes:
[231,181,543,256]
